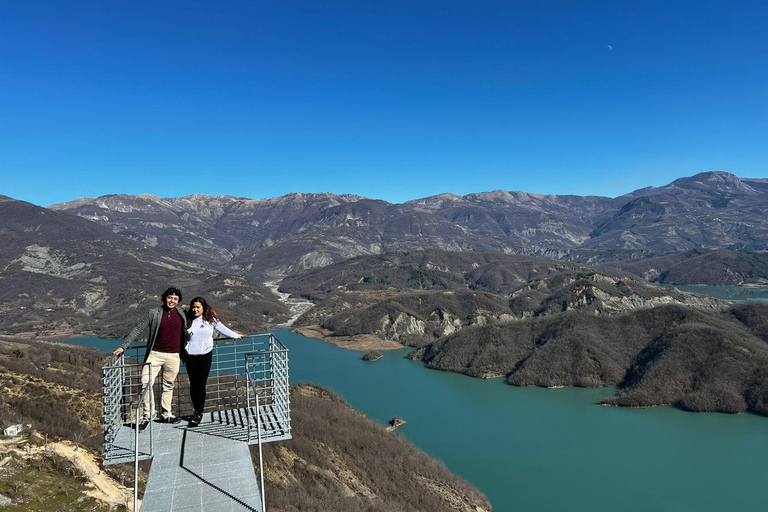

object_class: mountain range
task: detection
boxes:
[48,171,768,280]
[3,171,768,415]
[2,170,767,339]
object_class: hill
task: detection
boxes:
[257,385,491,512]
[610,248,768,285]
[283,252,768,416]
[415,302,768,416]
[280,249,588,300]
[581,173,768,254]
[0,196,289,338]
[290,252,725,347]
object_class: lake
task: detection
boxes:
[63,330,768,512]
[674,284,768,302]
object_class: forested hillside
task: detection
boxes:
[257,385,491,512]
[414,302,768,415]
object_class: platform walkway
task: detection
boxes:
[103,333,292,511]
[138,414,263,512]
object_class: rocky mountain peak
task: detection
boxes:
[405,193,464,210]
[668,171,758,195]
[465,190,519,203]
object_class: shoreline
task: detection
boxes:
[293,325,405,352]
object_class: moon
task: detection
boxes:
[607,45,613,51]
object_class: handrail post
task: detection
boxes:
[256,391,265,512]
[246,355,266,512]
[246,358,251,444]
[134,406,140,512]
[133,361,153,512]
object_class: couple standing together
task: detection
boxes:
[113,287,242,431]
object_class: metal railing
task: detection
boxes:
[102,332,291,466]
[102,351,154,466]
[243,334,291,445]
[242,335,292,512]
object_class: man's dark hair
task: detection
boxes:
[162,287,182,302]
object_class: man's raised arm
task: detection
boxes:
[113,313,151,356]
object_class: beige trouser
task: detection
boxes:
[141,351,180,420]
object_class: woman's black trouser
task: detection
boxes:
[185,351,213,414]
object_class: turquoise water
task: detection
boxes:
[675,284,768,302]
[64,332,768,512]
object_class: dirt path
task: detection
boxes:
[3,440,135,511]
[49,440,133,510]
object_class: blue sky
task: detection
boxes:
[2,1,766,206]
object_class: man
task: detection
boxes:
[114,287,186,430]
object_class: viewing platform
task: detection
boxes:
[101,333,291,511]
[135,415,263,511]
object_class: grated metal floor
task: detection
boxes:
[138,414,263,512]
[106,406,291,466]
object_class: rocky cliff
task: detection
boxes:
[290,250,726,347]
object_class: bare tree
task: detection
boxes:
[72,429,85,451]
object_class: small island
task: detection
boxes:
[362,350,383,362]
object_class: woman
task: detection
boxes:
[184,296,242,427]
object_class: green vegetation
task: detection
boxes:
[750,253,768,279]
[0,339,103,451]
[0,451,115,512]
[402,266,451,289]
[362,275,391,285]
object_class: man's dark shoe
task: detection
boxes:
[138,418,150,432]
[158,416,181,424]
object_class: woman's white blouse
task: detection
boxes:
[186,316,239,355]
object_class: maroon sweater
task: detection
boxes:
[152,307,183,353]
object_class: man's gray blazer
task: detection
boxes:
[119,306,187,363]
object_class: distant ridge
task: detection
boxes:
[48,171,768,278]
